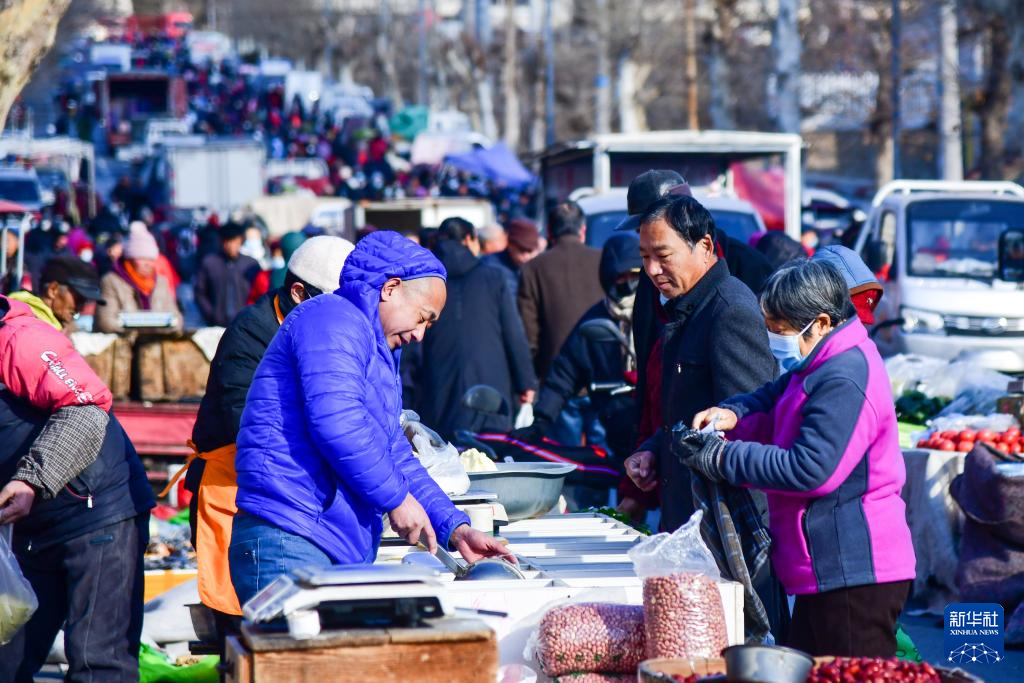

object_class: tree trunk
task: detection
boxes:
[376,0,405,110]
[937,0,964,180]
[616,53,640,133]
[0,0,72,131]
[977,19,1011,178]
[773,0,801,133]
[502,0,520,149]
[706,1,736,130]
[593,0,611,135]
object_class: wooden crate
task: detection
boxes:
[136,336,211,401]
[79,336,132,400]
[224,618,498,683]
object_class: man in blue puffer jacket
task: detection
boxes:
[230,231,513,604]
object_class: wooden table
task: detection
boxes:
[223,617,498,683]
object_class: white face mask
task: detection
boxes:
[79,249,94,263]
[767,319,815,373]
[271,255,286,270]
[241,238,266,262]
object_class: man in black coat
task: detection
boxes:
[528,233,642,460]
[625,194,776,533]
[409,218,537,440]
[193,222,261,327]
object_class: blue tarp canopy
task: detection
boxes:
[445,142,534,187]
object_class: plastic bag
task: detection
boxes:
[530,603,644,677]
[514,402,535,430]
[404,420,470,495]
[627,511,728,660]
[626,510,721,580]
[0,525,37,645]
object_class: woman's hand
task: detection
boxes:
[692,407,738,432]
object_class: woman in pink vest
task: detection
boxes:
[686,259,916,657]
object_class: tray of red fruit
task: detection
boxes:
[639,656,983,683]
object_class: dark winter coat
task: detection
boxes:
[194,251,260,327]
[632,229,773,437]
[518,238,604,380]
[639,260,776,532]
[410,240,537,440]
[186,289,297,501]
[480,250,521,299]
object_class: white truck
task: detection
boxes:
[140,138,266,218]
[853,180,1024,372]
[539,130,804,239]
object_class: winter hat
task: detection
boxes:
[812,244,883,324]
[287,235,355,294]
[507,218,540,252]
[279,231,307,264]
[123,221,160,260]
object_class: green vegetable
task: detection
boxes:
[586,507,653,536]
[0,597,34,644]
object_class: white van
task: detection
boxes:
[854,180,1024,371]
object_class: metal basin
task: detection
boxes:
[467,462,576,521]
[722,645,814,683]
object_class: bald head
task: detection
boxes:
[378,276,446,349]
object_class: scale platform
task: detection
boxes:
[243,564,452,635]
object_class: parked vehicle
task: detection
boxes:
[573,187,767,248]
[539,130,803,239]
[139,138,265,217]
[357,198,495,237]
[853,180,1024,371]
[96,71,188,148]
[0,166,44,215]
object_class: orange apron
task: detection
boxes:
[157,295,286,616]
[160,442,242,615]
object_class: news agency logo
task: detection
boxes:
[945,603,1003,664]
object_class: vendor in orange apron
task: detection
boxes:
[170,236,354,623]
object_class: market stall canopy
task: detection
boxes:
[390,105,430,141]
[410,132,491,166]
[445,142,535,188]
[0,199,29,213]
[730,162,786,231]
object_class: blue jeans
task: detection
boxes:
[548,395,607,450]
[229,512,333,606]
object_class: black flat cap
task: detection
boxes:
[41,256,104,303]
[615,169,692,232]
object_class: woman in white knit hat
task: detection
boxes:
[95,221,183,333]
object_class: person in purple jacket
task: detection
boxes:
[685,259,916,658]
[230,231,512,605]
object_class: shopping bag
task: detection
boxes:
[0,525,37,645]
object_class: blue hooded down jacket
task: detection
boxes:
[235,231,469,564]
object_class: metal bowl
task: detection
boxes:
[467,462,576,520]
[722,645,814,683]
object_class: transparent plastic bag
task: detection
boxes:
[627,511,728,660]
[626,510,721,580]
[404,420,470,495]
[0,525,37,645]
[528,602,644,677]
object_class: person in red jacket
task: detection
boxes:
[0,296,154,681]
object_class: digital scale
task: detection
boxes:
[243,564,453,639]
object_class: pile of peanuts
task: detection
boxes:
[551,674,637,683]
[535,603,646,677]
[642,572,729,659]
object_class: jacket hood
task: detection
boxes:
[599,233,642,293]
[433,240,478,278]
[812,245,881,295]
[337,231,447,365]
[0,296,42,326]
[341,231,447,292]
[6,292,61,330]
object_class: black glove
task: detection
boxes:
[509,419,550,444]
[670,422,727,482]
